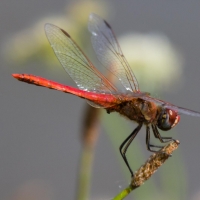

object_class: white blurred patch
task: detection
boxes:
[118,33,183,94]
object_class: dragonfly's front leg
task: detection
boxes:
[146,125,165,151]
[151,125,174,143]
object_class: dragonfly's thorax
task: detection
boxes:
[106,98,160,125]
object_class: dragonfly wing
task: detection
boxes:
[88,13,139,93]
[141,95,200,117]
[45,23,118,95]
[164,105,200,117]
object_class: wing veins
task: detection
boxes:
[46,23,119,94]
[57,52,111,88]
[50,30,89,68]
[99,31,136,91]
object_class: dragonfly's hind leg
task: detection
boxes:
[119,123,143,177]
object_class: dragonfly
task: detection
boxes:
[12,13,200,177]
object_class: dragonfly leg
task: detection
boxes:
[146,126,165,151]
[152,125,174,143]
[119,123,143,177]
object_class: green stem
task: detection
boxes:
[113,185,135,200]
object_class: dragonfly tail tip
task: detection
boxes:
[12,74,21,80]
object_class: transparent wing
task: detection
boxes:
[164,105,200,117]
[88,13,139,92]
[45,23,118,94]
[141,95,200,117]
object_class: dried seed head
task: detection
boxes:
[131,140,180,187]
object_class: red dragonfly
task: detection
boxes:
[13,13,200,177]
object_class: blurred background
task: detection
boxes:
[1,0,200,199]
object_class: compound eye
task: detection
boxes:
[157,109,180,131]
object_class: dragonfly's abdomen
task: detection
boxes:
[12,74,120,107]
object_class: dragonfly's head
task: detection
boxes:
[157,108,180,131]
